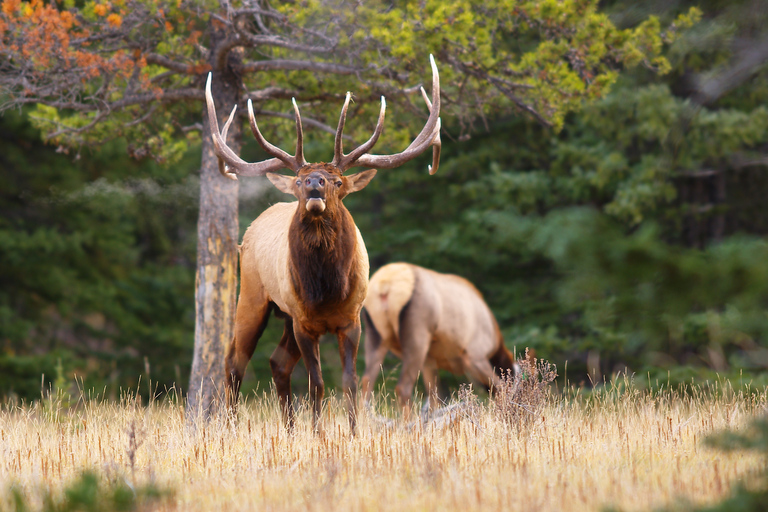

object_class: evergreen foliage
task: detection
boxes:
[0,109,197,399]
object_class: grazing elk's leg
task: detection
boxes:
[269,317,301,431]
[394,285,437,412]
[361,310,388,403]
[293,325,324,432]
[395,316,432,410]
[224,287,272,411]
[421,365,440,409]
[395,270,438,412]
[337,321,361,434]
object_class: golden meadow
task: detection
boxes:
[1,374,766,512]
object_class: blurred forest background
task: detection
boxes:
[2,0,768,402]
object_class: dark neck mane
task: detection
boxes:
[289,205,357,311]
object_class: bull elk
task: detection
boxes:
[205,57,441,433]
[361,263,517,407]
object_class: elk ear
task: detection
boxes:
[344,169,377,196]
[266,172,297,196]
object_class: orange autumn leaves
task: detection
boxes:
[0,0,130,80]
[1,0,18,16]
[93,3,122,27]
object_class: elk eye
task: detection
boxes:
[318,178,325,186]
[335,181,342,187]
[305,178,311,186]
[295,180,301,186]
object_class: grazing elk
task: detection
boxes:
[361,262,517,407]
[205,57,441,433]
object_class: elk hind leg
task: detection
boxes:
[360,310,389,404]
[395,310,432,413]
[269,316,301,431]
[225,288,272,411]
[337,321,361,434]
[293,326,324,432]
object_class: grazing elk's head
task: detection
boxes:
[204,56,442,218]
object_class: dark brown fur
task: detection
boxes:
[289,195,358,313]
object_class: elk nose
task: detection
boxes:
[305,176,325,189]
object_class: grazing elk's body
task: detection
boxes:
[361,263,517,406]
[205,57,441,433]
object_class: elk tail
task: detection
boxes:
[362,308,382,352]
[368,263,416,339]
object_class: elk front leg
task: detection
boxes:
[337,321,361,435]
[293,325,324,432]
[269,317,301,431]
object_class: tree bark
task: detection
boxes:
[186,21,243,421]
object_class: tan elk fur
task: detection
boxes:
[237,201,369,327]
[361,263,516,405]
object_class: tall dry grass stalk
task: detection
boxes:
[1,378,765,512]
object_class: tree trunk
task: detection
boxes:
[186,42,242,420]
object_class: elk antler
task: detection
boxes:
[205,74,306,180]
[333,54,441,175]
[205,55,441,179]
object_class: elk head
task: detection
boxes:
[204,56,441,196]
[266,164,377,219]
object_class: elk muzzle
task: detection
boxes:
[304,174,327,214]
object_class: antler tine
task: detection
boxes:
[291,98,307,168]
[341,54,441,173]
[338,96,386,170]
[420,86,441,175]
[217,105,239,180]
[205,73,287,178]
[428,118,442,175]
[420,86,433,111]
[247,99,303,173]
[332,92,352,167]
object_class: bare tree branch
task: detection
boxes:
[240,59,358,75]
[253,108,352,139]
[232,5,340,46]
[237,33,336,54]
[145,53,197,75]
[2,88,203,113]
[445,55,552,128]
[181,122,203,133]
[695,32,768,104]
[29,109,110,140]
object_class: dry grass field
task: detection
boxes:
[1,374,766,512]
